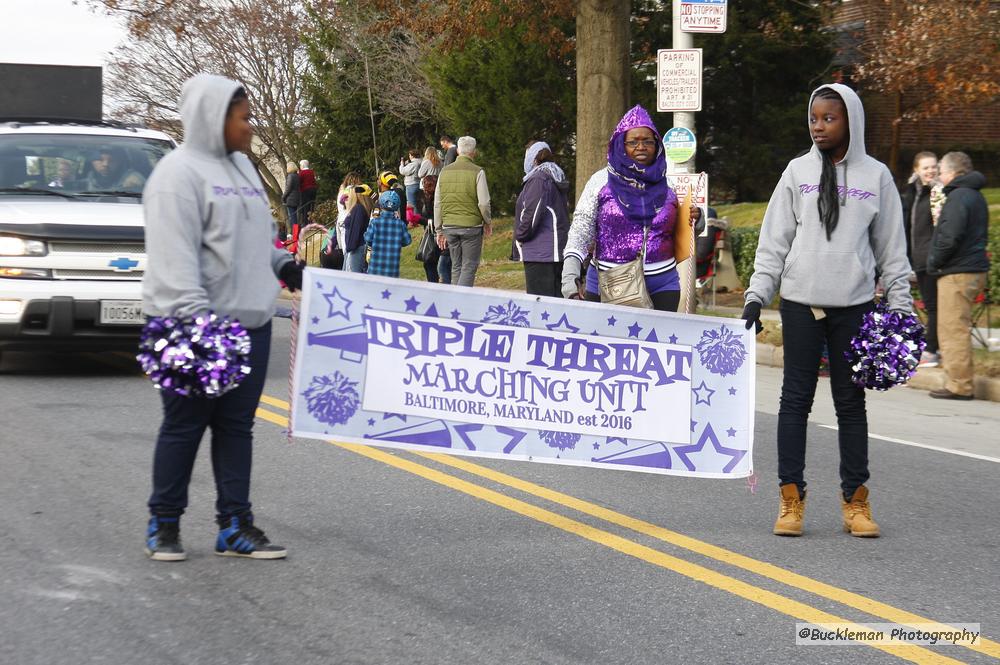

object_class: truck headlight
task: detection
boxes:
[0,236,47,256]
[0,267,50,278]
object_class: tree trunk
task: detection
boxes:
[888,88,902,179]
[575,0,631,198]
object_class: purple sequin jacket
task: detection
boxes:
[564,170,679,273]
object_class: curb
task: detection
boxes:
[755,343,1000,403]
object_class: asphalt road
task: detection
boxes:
[1,318,998,665]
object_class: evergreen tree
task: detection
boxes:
[631,0,836,202]
[426,22,576,214]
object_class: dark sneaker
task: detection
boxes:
[215,514,287,559]
[145,516,186,561]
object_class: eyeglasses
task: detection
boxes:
[624,139,657,149]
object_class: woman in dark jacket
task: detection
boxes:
[282,161,302,238]
[343,184,374,273]
[513,141,570,298]
[899,151,940,366]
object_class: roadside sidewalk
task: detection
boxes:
[708,304,1000,403]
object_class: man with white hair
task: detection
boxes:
[434,135,492,287]
[298,159,317,223]
[927,151,990,400]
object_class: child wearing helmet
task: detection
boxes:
[364,190,412,277]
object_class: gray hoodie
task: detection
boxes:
[142,74,293,328]
[745,83,912,312]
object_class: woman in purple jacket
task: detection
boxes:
[513,141,570,298]
[561,105,682,311]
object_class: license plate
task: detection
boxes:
[100,300,145,325]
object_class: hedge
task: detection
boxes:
[728,223,998,306]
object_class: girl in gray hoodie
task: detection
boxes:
[141,74,301,561]
[741,84,912,539]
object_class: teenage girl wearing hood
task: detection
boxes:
[742,84,912,539]
[561,105,686,312]
[142,74,302,561]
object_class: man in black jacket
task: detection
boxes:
[927,152,990,400]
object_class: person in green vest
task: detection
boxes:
[433,135,492,287]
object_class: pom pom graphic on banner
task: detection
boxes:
[137,313,252,398]
[846,301,926,391]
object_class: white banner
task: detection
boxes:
[291,269,755,478]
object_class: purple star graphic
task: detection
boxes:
[315,281,324,289]
[691,419,697,432]
[404,296,420,312]
[323,287,352,320]
[673,423,747,473]
[627,322,642,338]
[668,334,679,344]
[727,427,737,438]
[591,330,600,336]
[450,309,461,319]
[593,442,601,450]
[311,316,319,324]
[693,381,716,406]
[367,418,375,426]
[607,316,617,326]
[381,289,391,300]
[540,311,550,321]
[545,313,579,333]
[729,387,737,395]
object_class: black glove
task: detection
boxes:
[279,260,304,292]
[741,301,763,334]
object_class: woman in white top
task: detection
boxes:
[418,146,442,188]
[399,149,423,210]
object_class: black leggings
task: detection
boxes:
[585,290,680,312]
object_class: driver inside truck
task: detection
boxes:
[85,147,146,192]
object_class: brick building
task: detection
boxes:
[829,0,1000,181]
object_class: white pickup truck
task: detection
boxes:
[0,121,175,360]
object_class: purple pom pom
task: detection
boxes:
[137,313,251,398]
[538,430,580,451]
[302,372,361,426]
[846,301,926,391]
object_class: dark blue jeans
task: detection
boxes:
[777,299,872,495]
[148,322,272,519]
[438,251,452,285]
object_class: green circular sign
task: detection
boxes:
[664,127,697,163]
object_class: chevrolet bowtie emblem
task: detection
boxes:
[108,257,140,271]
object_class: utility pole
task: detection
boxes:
[672,0,698,314]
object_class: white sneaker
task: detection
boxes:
[918,352,940,368]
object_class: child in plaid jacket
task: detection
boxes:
[364,190,412,277]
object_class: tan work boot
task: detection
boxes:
[841,486,880,537]
[773,483,805,536]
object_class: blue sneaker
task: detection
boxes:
[145,515,186,561]
[215,514,287,559]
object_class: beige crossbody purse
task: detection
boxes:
[597,225,653,308]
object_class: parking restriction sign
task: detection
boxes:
[680,0,727,34]
[656,49,702,112]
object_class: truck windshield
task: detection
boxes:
[0,134,173,201]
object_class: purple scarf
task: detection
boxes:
[605,105,670,228]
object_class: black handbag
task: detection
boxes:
[415,224,439,263]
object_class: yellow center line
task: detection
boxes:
[414,452,1000,661]
[253,404,967,665]
[258,394,999,661]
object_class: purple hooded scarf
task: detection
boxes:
[595,105,677,264]
[606,105,671,227]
